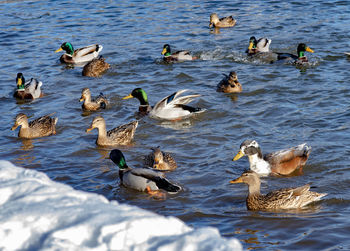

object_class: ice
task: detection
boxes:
[0,160,242,251]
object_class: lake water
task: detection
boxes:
[1,0,350,249]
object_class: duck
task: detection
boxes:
[230,170,327,211]
[86,116,138,146]
[246,36,272,55]
[143,147,177,171]
[110,149,181,195]
[79,88,109,111]
[233,140,311,176]
[11,113,58,139]
[13,73,43,100]
[274,43,314,64]
[82,56,110,77]
[161,44,197,62]
[55,42,103,64]
[209,13,236,28]
[122,88,205,120]
[216,71,242,93]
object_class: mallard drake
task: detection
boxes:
[216,71,242,93]
[246,36,271,55]
[161,44,197,62]
[233,140,311,176]
[230,170,327,211]
[82,56,110,77]
[79,88,109,111]
[209,13,236,28]
[275,43,314,64]
[13,73,43,100]
[86,116,138,146]
[11,113,58,139]
[123,88,205,120]
[143,147,177,171]
[110,149,181,194]
[55,42,103,64]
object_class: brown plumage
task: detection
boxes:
[143,147,177,171]
[86,116,138,146]
[230,170,327,211]
[82,57,110,77]
[11,113,58,139]
[209,13,236,28]
[233,140,311,176]
[79,88,109,111]
[216,71,242,93]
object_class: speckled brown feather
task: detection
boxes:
[217,72,242,93]
[105,121,138,145]
[82,57,110,77]
[144,147,177,171]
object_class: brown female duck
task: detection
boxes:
[11,113,58,139]
[86,116,138,146]
[216,71,242,93]
[79,88,109,111]
[143,147,177,171]
[209,13,236,28]
[230,170,327,211]
[82,57,110,77]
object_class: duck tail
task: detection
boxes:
[153,177,181,193]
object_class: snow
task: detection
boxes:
[0,160,242,251]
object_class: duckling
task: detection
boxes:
[79,88,109,111]
[230,170,327,211]
[13,73,43,100]
[216,71,242,93]
[82,56,110,77]
[55,42,103,64]
[275,43,314,64]
[209,13,236,28]
[161,44,197,62]
[144,147,177,171]
[86,116,138,146]
[246,36,271,55]
[11,113,58,139]
[233,140,311,176]
[110,149,181,195]
[123,88,205,120]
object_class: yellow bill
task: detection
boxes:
[248,42,254,50]
[161,48,167,55]
[122,94,134,100]
[55,47,63,53]
[233,150,244,161]
[306,47,314,53]
[86,127,94,133]
[229,176,243,184]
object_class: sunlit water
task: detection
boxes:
[1,0,350,249]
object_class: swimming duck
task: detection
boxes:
[230,170,327,211]
[11,113,58,139]
[143,147,177,171]
[79,88,109,111]
[209,13,236,28]
[246,36,271,54]
[13,73,43,100]
[161,44,197,62]
[123,88,205,120]
[233,140,311,176]
[82,56,110,77]
[55,42,103,64]
[216,71,242,93]
[86,116,138,146]
[275,43,314,64]
[110,149,181,195]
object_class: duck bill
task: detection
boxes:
[248,42,254,50]
[55,47,63,53]
[233,150,244,161]
[17,78,22,87]
[11,124,18,131]
[153,159,160,169]
[86,126,94,133]
[122,94,134,100]
[229,177,243,184]
[79,97,84,102]
[306,47,314,53]
[161,48,167,55]
[209,22,213,28]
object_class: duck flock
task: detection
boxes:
[11,13,328,211]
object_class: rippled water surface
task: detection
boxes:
[1,0,350,249]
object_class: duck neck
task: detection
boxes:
[247,153,271,175]
[247,182,261,196]
[96,123,107,141]
[298,50,305,58]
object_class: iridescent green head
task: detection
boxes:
[161,44,171,57]
[16,73,25,90]
[297,43,314,58]
[110,149,128,170]
[122,88,149,106]
[55,42,74,55]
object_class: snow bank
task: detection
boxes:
[0,161,242,251]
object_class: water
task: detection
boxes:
[1,0,350,249]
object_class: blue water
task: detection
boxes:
[1,0,350,249]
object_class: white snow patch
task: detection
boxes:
[0,160,242,251]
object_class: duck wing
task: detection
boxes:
[107,121,138,143]
[256,38,271,52]
[264,143,311,164]
[29,114,58,136]
[94,93,109,109]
